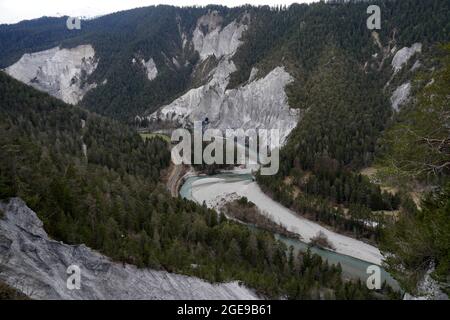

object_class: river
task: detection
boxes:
[180,172,399,289]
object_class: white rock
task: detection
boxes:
[392,43,422,73]
[411,60,421,72]
[403,265,448,300]
[0,198,259,300]
[150,59,298,144]
[82,143,87,158]
[182,32,188,49]
[149,57,235,122]
[390,82,411,111]
[172,57,180,68]
[189,177,383,265]
[149,12,298,144]
[248,67,259,82]
[192,12,248,61]
[141,58,158,81]
[4,45,98,105]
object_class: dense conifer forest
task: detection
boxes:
[0,0,448,298]
[0,1,448,122]
[0,72,402,299]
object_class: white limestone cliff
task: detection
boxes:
[0,198,259,300]
[392,43,422,73]
[4,45,98,105]
[149,59,298,144]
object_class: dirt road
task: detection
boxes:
[167,164,185,197]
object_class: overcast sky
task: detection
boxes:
[0,0,317,24]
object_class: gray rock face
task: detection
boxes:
[192,11,248,61]
[391,43,422,73]
[150,57,298,144]
[149,12,299,144]
[403,265,448,300]
[390,82,411,111]
[4,45,98,104]
[0,198,259,300]
[136,57,158,81]
[148,12,299,144]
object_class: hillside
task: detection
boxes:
[1,1,448,123]
[0,71,398,299]
[0,0,449,299]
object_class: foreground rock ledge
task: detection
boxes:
[0,198,258,300]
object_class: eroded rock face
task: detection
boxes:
[391,43,422,73]
[193,11,248,61]
[149,12,298,144]
[390,82,411,111]
[142,58,158,81]
[149,60,298,144]
[4,45,98,104]
[403,265,448,300]
[0,198,258,300]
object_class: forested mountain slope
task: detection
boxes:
[1,1,448,123]
[0,71,400,299]
[377,44,450,296]
[0,0,449,298]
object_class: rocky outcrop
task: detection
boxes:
[392,43,422,73]
[385,43,423,111]
[4,45,98,105]
[142,58,158,81]
[403,265,448,300]
[133,57,158,81]
[0,198,258,300]
[149,12,299,145]
[390,82,411,111]
[192,11,248,61]
[149,60,298,144]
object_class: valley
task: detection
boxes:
[179,172,399,288]
[180,173,382,265]
[0,0,449,301]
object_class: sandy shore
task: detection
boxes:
[190,176,383,265]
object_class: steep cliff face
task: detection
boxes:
[132,57,158,81]
[390,82,411,111]
[149,62,298,143]
[391,43,422,74]
[192,11,248,61]
[4,45,98,104]
[403,265,449,300]
[387,43,422,111]
[2,11,296,140]
[0,198,258,300]
[148,12,299,144]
